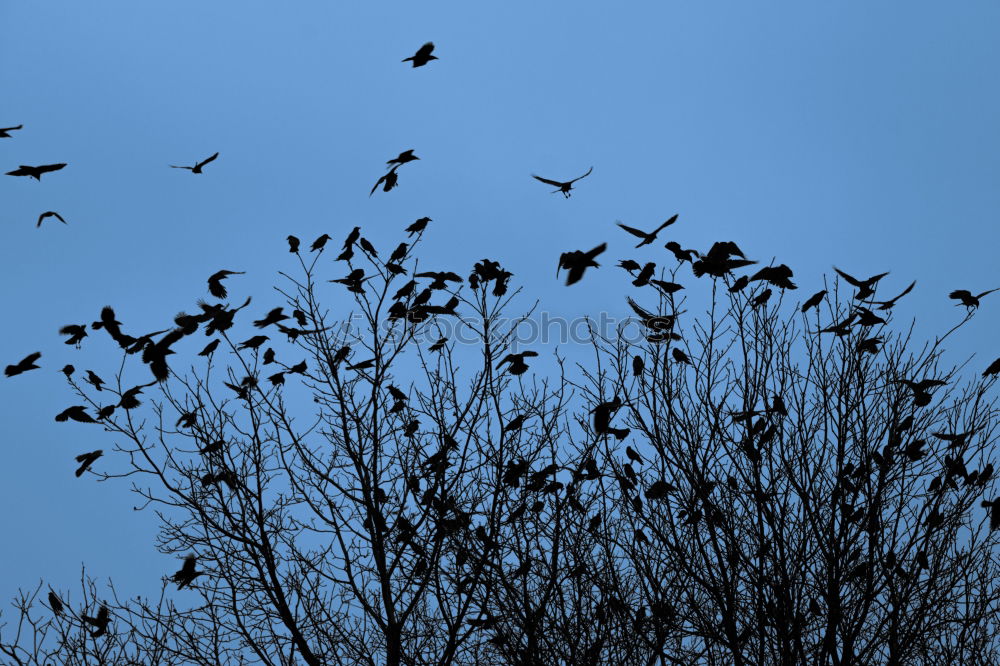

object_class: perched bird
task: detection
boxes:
[402,43,437,67]
[618,259,641,273]
[5,352,41,377]
[56,405,97,423]
[47,591,63,615]
[749,264,796,290]
[632,355,644,377]
[75,450,103,477]
[59,324,88,347]
[310,234,332,252]
[370,165,400,196]
[532,167,593,198]
[387,149,420,166]
[61,364,74,377]
[429,337,447,352]
[870,280,915,311]
[263,348,276,364]
[406,216,431,236]
[983,357,1000,377]
[36,211,67,227]
[0,124,23,138]
[118,382,154,410]
[347,358,375,371]
[198,339,220,357]
[286,235,300,253]
[692,241,755,278]
[672,348,691,364]
[728,275,749,293]
[949,288,999,310]
[207,270,244,299]
[557,242,606,285]
[6,163,67,180]
[81,605,111,637]
[170,152,219,173]
[84,370,105,391]
[834,267,889,300]
[801,290,826,313]
[856,336,883,355]
[592,397,623,434]
[497,350,539,376]
[853,307,887,327]
[751,289,773,308]
[896,377,947,407]
[172,555,205,589]
[238,335,269,350]
[616,214,678,248]
[389,242,409,264]
[982,498,1000,531]
[652,280,684,295]
[359,237,377,256]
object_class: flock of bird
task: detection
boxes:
[4,39,1000,626]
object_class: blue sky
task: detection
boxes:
[2,1,999,605]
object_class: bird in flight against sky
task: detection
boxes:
[370,164,400,196]
[5,352,41,377]
[403,42,437,67]
[171,152,219,173]
[387,149,419,166]
[557,242,606,285]
[949,288,999,309]
[532,166,593,198]
[870,280,915,311]
[834,267,889,300]
[207,270,244,298]
[0,124,23,138]
[36,211,67,228]
[617,214,678,247]
[6,163,67,180]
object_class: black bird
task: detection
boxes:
[253,307,288,328]
[91,306,134,349]
[287,360,307,374]
[728,275,749,292]
[0,124,23,138]
[632,262,655,287]
[557,242,606,285]
[652,280,684,295]
[749,264,796,290]
[262,348,276,365]
[983,358,1000,377]
[801,289,826,313]
[429,336,447,352]
[820,314,855,337]
[172,555,205,589]
[387,149,420,166]
[672,348,691,364]
[632,355,644,377]
[370,165,400,196]
[198,339,220,357]
[415,271,463,290]
[617,214,678,247]
[982,498,1000,531]
[207,270,244,299]
[170,152,219,173]
[592,397,623,434]
[402,43,437,67]
[896,377,947,407]
[497,350,539,376]
[85,370,105,391]
[358,237,377,256]
[75,450,103,477]
[532,166,593,198]
[389,242,409,264]
[311,234,332,252]
[81,605,110,637]
[56,406,97,423]
[238,335,268,350]
[618,259,641,273]
[286,235,300,253]
[406,216,431,235]
[665,241,697,263]
[36,211,67,227]
[751,289,773,308]
[118,382,155,410]
[857,336,883,355]
[48,591,63,615]
[949,288,999,309]
[61,364,74,377]
[692,241,755,278]
[870,280,915,310]
[59,324,88,347]
[347,358,375,371]
[6,163,67,180]
[853,307,887,327]
[5,352,41,377]
[834,267,889,300]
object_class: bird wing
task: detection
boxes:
[834,267,863,287]
[532,174,563,187]
[1,125,23,132]
[170,165,193,170]
[949,290,972,300]
[616,222,647,239]
[38,163,67,174]
[197,152,219,168]
[586,243,607,260]
[569,166,594,183]
[417,42,435,58]
[653,214,679,233]
[882,280,916,303]
[976,288,1000,298]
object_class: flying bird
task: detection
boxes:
[81,604,110,637]
[949,288,999,309]
[75,450,103,477]
[834,267,889,300]
[56,405,98,423]
[402,42,437,67]
[387,149,420,166]
[0,124,23,138]
[497,350,539,376]
[665,241,697,263]
[532,167,593,198]
[253,307,288,328]
[36,211,67,227]
[370,165,401,196]
[870,280,915,311]
[172,555,205,589]
[5,352,41,377]
[616,214,678,247]
[6,163,67,180]
[170,152,219,173]
[557,242,607,285]
[207,270,244,299]
[59,324,88,347]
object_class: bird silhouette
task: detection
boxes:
[81,604,110,637]
[59,324,88,347]
[56,405,97,423]
[198,339,220,357]
[5,352,41,377]
[853,307,886,327]
[592,397,623,434]
[310,234,332,252]
[406,216,431,236]
[207,270,244,299]
[692,241,755,278]
[253,307,288,328]
[415,271,462,290]
[370,165,400,196]
[61,364,74,377]
[47,591,63,615]
[557,242,606,285]
[665,241,697,263]
[387,149,420,166]
[751,289,772,308]
[118,382,155,409]
[286,235,300,253]
[75,450,103,477]
[983,358,1000,377]
[801,290,826,313]
[949,288,999,309]
[36,211,67,227]
[618,259,640,273]
[170,152,219,173]
[672,348,691,364]
[616,214,678,247]
[91,306,135,349]
[429,337,447,352]
[497,350,538,375]
[632,262,655,287]
[84,370,105,391]
[865,279,914,311]
[652,280,684,295]
[0,124,23,138]
[6,163,66,180]
[632,355,644,377]
[532,167,593,198]
[238,335,269,350]
[402,43,437,67]
[728,275,749,293]
[749,264,796,290]
[834,267,889,300]
[172,555,205,589]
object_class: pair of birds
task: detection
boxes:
[371,150,420,195]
